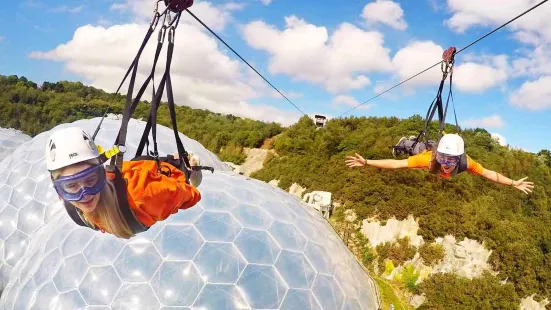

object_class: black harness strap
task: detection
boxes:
[411,47,458,151]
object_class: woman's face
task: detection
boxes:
[440,164,456,174]
[59,163,101,213]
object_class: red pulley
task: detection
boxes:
[164,0,194,13]
[442,46,456,63]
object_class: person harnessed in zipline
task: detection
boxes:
[45,0,216,239]
[345,47,534,194]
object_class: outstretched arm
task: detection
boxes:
[480,168,534,194]
[345,153,409,169]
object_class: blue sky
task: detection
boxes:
[1,0,550,153]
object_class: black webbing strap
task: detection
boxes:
[110,22,160,170]
[108,166,149,233]
[113,23,168,163]
[165,18,193,181]
[411,47,457,151]
[135,12,186,173]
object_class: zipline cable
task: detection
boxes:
[185,8,309,117]
[338,0,549,117]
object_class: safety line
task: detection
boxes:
[185,9,309,117]
[338,0,549,117]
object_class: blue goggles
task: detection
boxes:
[53,164,106,202]
[436,152,460,166]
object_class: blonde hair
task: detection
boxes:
[51,159,135,239]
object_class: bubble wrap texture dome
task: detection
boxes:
[0,128,31,162]
[0,118,378,309]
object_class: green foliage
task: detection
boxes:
[357,233,376,268]
[376,237,417,267]
[218,144,246,165]
[419,242,445,266]
[417,272,519,310]
[384,260,395,276]
[0,75,283,157]
[400,263,420,292]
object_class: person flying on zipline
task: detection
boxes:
[46,127,204,239]
[345,133,534,194]
[345,47,533,194]
[45,0,215,239]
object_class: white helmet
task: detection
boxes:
[436,133,464,156]
[45,127,100,171]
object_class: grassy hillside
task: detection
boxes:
[2,74,551,308]
[251,114,551,308]
[0,74,283,164]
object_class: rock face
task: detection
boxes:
[223,148,273,176]
[432,235,494,279]
[361,215,424,248]
[361,215,494,280]
[520,295,550,310]
[289,183,307,198]
[0,117,379,310]
[240,148,272,176]
[359,215,551,309]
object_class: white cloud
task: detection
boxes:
[0,36,4,41]
[391,41,444,87]
[110,0,243,32]
[258,0,273,5]
[333,95,374,110]
[389,41,509,93]
[361,0,407,30]
[454,58,508,92]
[445,0,551,41]
[462,114,505,128]
[242,16,393,94]
[28,17,301,126]
[491,133,507,146]
[511,44,551,77]
[509,76,551,110]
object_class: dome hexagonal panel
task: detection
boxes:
[237,264,288,309]
[0,118,378,310]
[153,224,205,260]
[0,128,31,162]
[113,240,163,282]
[193,242,246,283]
[150,261,204,306]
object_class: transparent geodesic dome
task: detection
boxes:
[0,128,31,162]
[0,118,379,309]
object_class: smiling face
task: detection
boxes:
[56,162,102,213]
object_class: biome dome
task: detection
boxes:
[0,128,31,162]
[0,117,379,309]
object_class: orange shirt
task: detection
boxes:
[94,160,201,230]
[407,151,484,179]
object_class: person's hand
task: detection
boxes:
[512,177,534,194]
[173,152,200,166]
[345,153,367,168]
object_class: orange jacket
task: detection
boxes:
[94,160,201,230]
[407,151,485,179]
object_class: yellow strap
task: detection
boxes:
[97,144,120,160]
